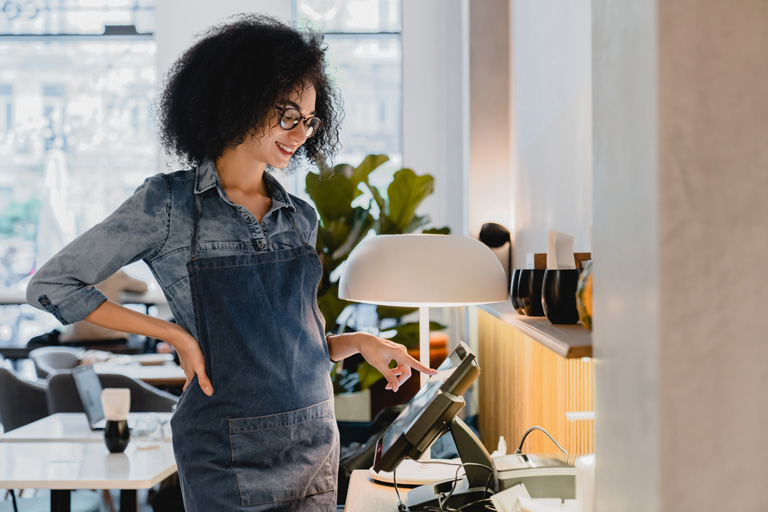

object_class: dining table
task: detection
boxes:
[0,412,173,443]
[0,412,176,512]
[92,357,186,388]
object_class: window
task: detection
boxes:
[0,1,156,343]
[281,0,402,197]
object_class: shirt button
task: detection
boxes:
[257,241,265,249]
[41,297,50,306]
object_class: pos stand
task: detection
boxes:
[406,417,498,511]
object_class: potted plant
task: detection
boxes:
[306,154,449,396]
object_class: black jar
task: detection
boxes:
[542,269,582,324]
[510,269,525,314]
[517,269,546,317]
[104,419,130,453]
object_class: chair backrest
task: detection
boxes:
[0,366,49,432]
[29,346,84,379]
[47,369,178,414]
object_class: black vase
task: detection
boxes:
[517,269,546,317]
[542,269,582,324]
[104,419,130,453]
[510,269,525,314]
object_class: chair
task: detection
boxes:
[47,370,178,414]
[0,367,48,432]
[28,346,84,379]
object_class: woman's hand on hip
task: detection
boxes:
[170,327,213,396]
[342,332,437,392]
[82,300,213,396]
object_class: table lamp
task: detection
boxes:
[339,234,508,386]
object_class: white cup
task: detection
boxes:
[575,453,595,512]
[101,388,130,421]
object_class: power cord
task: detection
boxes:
[392,460,497,512]
[513,426,567,455]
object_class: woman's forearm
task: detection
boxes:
[84,300,187,348]
[326,332,360,362]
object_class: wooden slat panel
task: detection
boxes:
[477,310,594,455]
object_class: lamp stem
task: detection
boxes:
[419,306,430,387]
[419,305,431,461]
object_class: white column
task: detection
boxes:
[593,0,768,510]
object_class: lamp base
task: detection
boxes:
[368,458,464,486]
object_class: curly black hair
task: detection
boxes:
[158,14,342,169]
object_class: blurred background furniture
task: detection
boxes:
[92,359,186,389]
[0,367,48,432]
[1,412,173,443]
[28,346,83,379]
[0,490,100,512]
[0,441,176,512]
[46,371,177,414]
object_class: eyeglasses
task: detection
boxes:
[275,106,323,138]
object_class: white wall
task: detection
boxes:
[594,0,768,510]
[467,0,512,239]
[511,0,593,268]
[403,0,469,235]
[592,0,660,510]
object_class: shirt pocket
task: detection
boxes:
[228,400,338,507]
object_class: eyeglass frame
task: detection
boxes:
[274,106,323,137]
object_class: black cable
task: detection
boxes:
[393,466,406,512]
[414,460,496,512]
[11,489,18,512]
[390,460,499,512]
[457,498,496,511]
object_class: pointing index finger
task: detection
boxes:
[398,352,438,375]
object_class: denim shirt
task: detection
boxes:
[26,158,319,341]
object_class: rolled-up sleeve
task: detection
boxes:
[26,175,170,325]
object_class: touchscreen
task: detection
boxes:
[377,349,464,455]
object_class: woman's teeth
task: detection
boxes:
[277,142,294,154]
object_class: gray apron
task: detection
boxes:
[170,189,338,511]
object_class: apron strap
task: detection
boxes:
[284,209,310,247]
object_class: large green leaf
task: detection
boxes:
[387,169,435,232]
[356,361,385,390]
[305,170,355,223]
[423,226,451,235]
[375,305,418,320]
[318,220,349,256]
[404,214,430,234]
[331,162,355,179]
[376,213,399,235]
[331,207,374,261]
[351,154,388,187]
[317,285,351,332]
[368,184,386,214]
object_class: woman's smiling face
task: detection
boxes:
[245,84,317,169]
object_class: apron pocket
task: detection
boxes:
[228,400,338,507]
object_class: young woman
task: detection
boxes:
[27,14,434,511]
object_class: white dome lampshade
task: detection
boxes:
[339,234,508,390]
[338,234,509,306]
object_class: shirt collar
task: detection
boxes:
[194,158,295,211]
